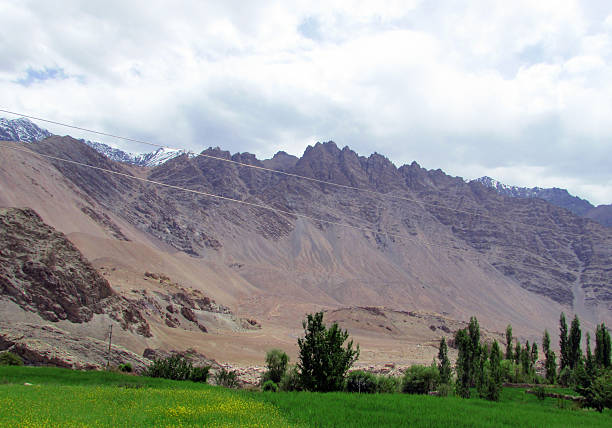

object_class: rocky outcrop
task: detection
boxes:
[0,322,151,371]
[0,208,114,322]
[0,207,151,335]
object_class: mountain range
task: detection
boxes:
[0,117,611,368]
[3,116,610,227]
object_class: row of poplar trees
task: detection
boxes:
[444,314,611,403]
[505,313,611,385]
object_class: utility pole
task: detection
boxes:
[106,324,112,370]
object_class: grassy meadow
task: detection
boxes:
[1,366,611,427]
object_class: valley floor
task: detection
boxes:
[1,367,610,427]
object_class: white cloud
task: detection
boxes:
[1,0,612,205]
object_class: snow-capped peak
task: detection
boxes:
[82,141,188,167]
[0,116,187,167]
[0,117,52,142]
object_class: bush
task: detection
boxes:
[190,366,211,383]
[118,363,133,373]
[534,385,547,401]
[215,367,239,388]
[437,383,453,397]
[375,375,402,394]
[297,312,359,392]
[279,365,302,391]
[558,366,572,387]
[582,370,612,412]
[144,355,208,383]
[402,365,440,394]
[346,370,377,393]
[262,380,278,392]
[0,352,23,366]
[264,349,289,384]
[145,355,193,381]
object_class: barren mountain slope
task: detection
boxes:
[0,137,610,365]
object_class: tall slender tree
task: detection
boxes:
[595,323,611,368]
[438,337,452,385]
[559,312,569,370]
[568,315,582,369]
[454,328,471,398]
[487,341,503,401]
[530,342,538,366]
[521,341,531,375]
[545,349,557,384]
[514,340,521,365]
[542,330,551,356]
[505,325,513,361]
[585,332,595,377]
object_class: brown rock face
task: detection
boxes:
[0,207,113,322]
[0,321,151,371]
[0,207,151,337]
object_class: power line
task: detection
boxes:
[1,142,571,273]
[0,108,601,239]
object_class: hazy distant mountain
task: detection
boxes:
[473,176,612,227]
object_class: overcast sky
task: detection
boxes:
[2,1,612,205]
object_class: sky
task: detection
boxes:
[1,1,612,205]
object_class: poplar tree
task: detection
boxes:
[559,312,569,370]
[514,341,521,365]
[545,349,557,384]
[487,341,502,401]
[595,323,611,368]
[542,330,551,356]
[568,315,582,369]
[586,332,595,377]
[505,325,513,360]
[438,337,451,385]
[454,328,471,398]
[531,342,538,365]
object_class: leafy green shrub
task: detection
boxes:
[262,380,278,392]
[345,370,377,393]
[558,366,572,387]
[190,366,211,383]
[145,355,194,381]
[118,363,133,373]
[533,385,546,401]
[402,365,440,394]
[297,312,359,392]
[375,375,401,393]
[215,367,239,388]
[0,352,23,366]
[437,383,453,397]
[263,349,289,384]
[279,365,302,391]
[583,370,612,412]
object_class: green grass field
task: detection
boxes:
[1,366,610,427]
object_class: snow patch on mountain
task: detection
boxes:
[0,117,51,142]
[474,176,595,216]
[82,140,187,167]
[0,117,186,167]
